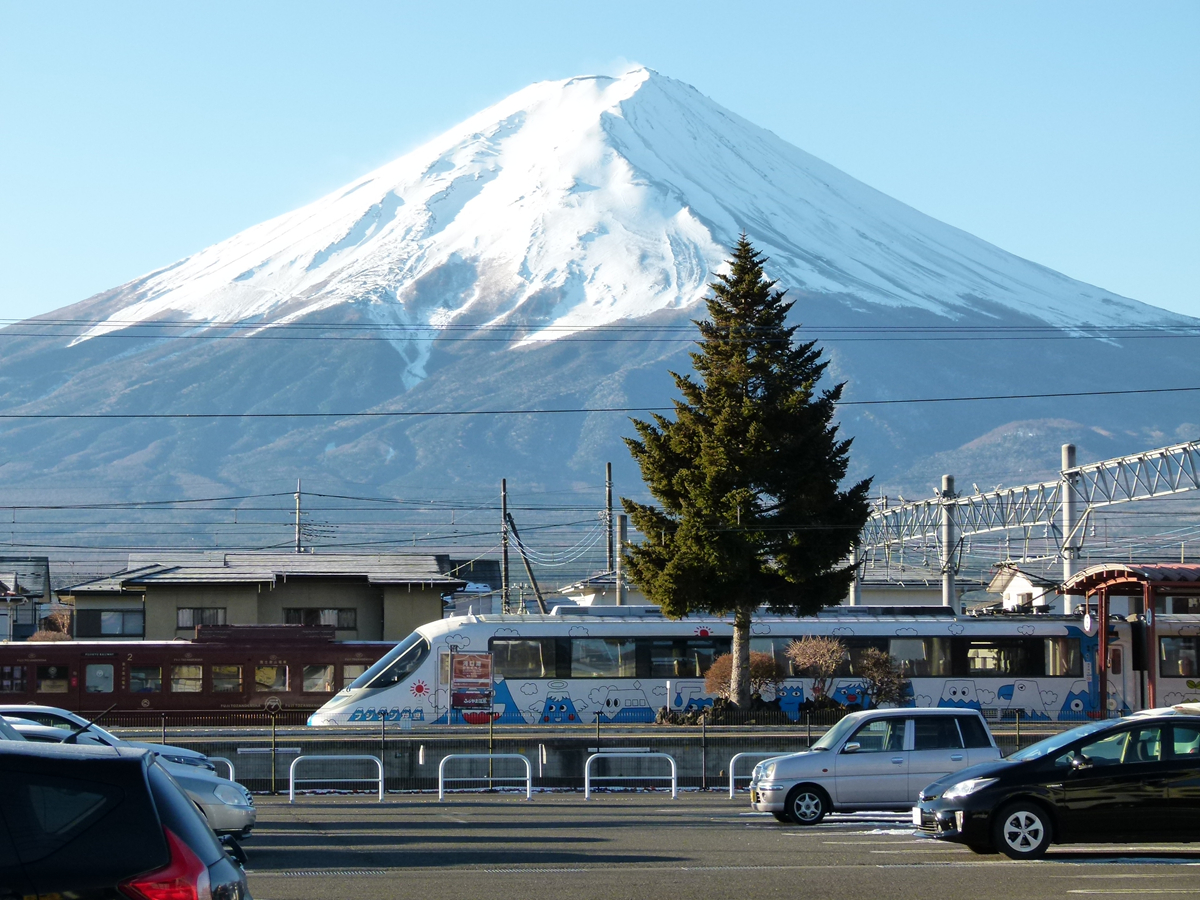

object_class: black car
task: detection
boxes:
[0,741,249,899]
[914,713,1200,859]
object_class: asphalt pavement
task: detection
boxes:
[243,792,1200,900]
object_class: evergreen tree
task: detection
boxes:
[622,236,872,706]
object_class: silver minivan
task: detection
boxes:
[749,707,1000,824]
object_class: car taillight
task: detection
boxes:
[119,827,212,900]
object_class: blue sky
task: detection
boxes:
[1,1,1197,320]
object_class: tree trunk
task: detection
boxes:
[731,607,752,708]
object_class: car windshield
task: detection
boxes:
[810,714,863,751]
[1007,720,1112,761]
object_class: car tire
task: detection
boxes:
[772,812,790,823]
[992,801,1052,860]
[784,784,829,826]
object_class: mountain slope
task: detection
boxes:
[1,68,1197,538]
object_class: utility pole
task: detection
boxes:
[501,479,510,614]
[940,475,956,609]
[615,514,627,605]
[605,462,614,574]
[294,478,302,553]
[1061,443,1079,615]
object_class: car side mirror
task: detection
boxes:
[842,742,861,754]
[1069,752,1093,772]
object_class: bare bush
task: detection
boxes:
[704,651,785,700]
[785,636,847,700]
[27,629,71,642]
[857,648,909,706]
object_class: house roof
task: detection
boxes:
[65,553,466,592]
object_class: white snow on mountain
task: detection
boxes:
[71,68,1185,389]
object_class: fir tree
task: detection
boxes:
[622,236,872,706]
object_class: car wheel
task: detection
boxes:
[784,784,828,826]
[992,802,1052,860]
[772,812,790,823]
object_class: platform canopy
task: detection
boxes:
[1060,563,1200,596]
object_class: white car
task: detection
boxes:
[750,708,1001,824]
[0,704,213,771]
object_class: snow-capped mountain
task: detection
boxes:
[2,69,1197,525]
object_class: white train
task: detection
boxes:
[306,607,1200,726]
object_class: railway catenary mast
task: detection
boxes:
[856,440,1200,611]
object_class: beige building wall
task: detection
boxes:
[382,585,444,641]
[144,584,259,640]
[255,579,384,640]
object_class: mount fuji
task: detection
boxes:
[2,68,1197,519]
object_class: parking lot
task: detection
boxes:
[243,792,1200,900]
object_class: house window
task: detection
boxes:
[74,610,144,638]
[176,608,225,629]
[0,665,27,693]
[170,665,203,692]
[211,665,242,693]
[130,667,161,693]
[283,608,357,629]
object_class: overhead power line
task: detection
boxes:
[0,385,1197,420]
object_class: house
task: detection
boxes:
[986,565,1060,612]
[59,552,466,642]
[0,556,62,641]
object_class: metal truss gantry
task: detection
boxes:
[855,440,1200,611]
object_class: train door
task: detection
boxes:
[77,653,120,712]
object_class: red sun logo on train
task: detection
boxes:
[694,627,712,637]
[410,680,429,697]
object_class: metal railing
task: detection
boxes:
[727,751,788,799]
[437,754,532,801]
[208,756,235,781]
[288,754,383,803]
[584,752,677,800]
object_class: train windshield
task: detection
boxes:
[350,632,431,691]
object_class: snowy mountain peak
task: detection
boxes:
[72,67,1186,384]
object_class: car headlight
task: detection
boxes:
[760,762,777,781]
[942,777,998,801]
[214,784,249,806]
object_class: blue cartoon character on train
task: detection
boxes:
[540,694,581,724]
[997,679,1053,720]
[591,686,655,723]
[672,681,713,712]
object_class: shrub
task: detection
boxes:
[785,636,846,701]
[704,651,785,700]
[857,648,909,706]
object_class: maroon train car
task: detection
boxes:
[0,625,392,714]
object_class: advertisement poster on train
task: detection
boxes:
[450,652,493,710]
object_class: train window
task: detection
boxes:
[352,633,430,690]
[492,640,554,678]
[302,665,335,692]
[342,663,368,688]
[211,665,242,693]
[0,665,27,693]
[1161,637,1199,679]
[129,666,161,693]
[84,664,114,694]
[255,665,288,692]
[648,639,728,678]
[35,666,68,694]
[888,638,951,677]
[1045,638,1083,677]
[570,639,636,678]
[964,639,1041,677]
[170,665,203,693]
[176,608,226,629]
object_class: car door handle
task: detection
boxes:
[950,754,964,761]
[891,757,905,765]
